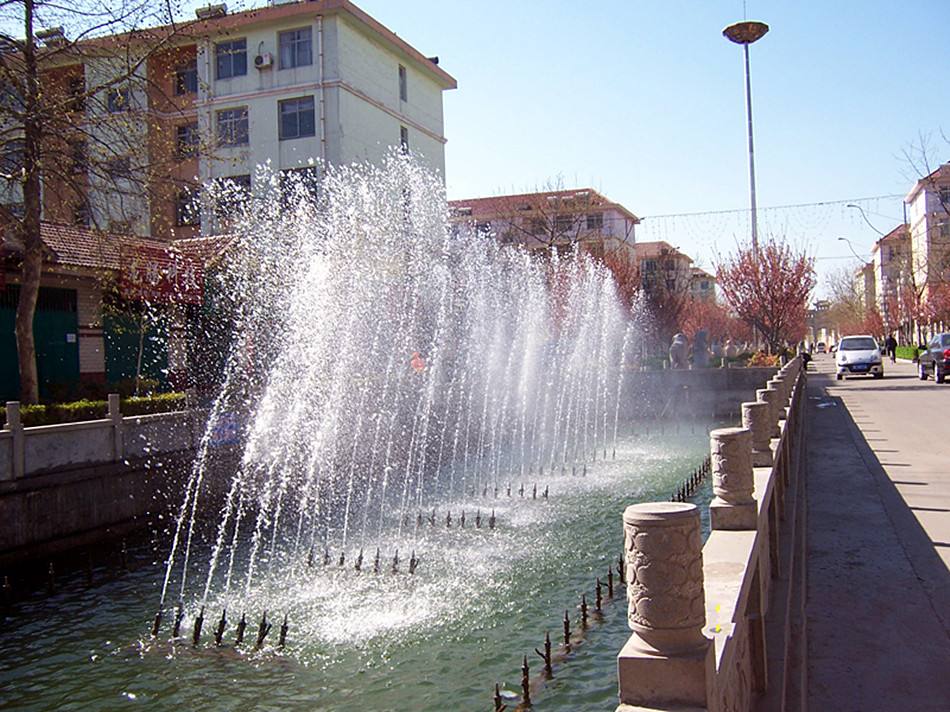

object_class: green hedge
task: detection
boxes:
[895,345,923,361]
[6,392,186,427]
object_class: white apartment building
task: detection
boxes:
[905,163,950,301]
[193,0,456,234]
[1,0,456,240]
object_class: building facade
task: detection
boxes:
[689,267,716,303]
[905,163,950,306]
[1,0,456,241]
[448,188,640,260]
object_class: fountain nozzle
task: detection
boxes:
[214,609,227,646]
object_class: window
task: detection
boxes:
[70,140,86,174]
[217,108,249,146]
[278,28,312,69]
[175,61,198,95]
[940,222,950,239]
[586,213,603,230]
[278,166,320,206]
[529,217,547,235]
[643,259,657,273]
[0,138,24,174]
[400,125,409,152]
[278,96,315,140]
[398,64,407,101]
[213,174,251,219]
[73,201,90,227]
[554,215,573,233]
[106,86,131,113]
[68,77,85,112]
[175,188,200,226]
[215,38,247,80]
[105,156,131,179]
[176,122,199,158]
[939,187,950,205]
[2,203,24,219]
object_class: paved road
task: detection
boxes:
[804,355,950,711]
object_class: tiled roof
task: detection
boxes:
[633,241,693,262]
[1,221,233,271]
[872,224,910,252]
[450,188,640,222]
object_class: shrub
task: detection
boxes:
[4,392,186,427]
[747,351,781,367]
[895,345,922,361]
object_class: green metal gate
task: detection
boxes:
[0,285,80,402]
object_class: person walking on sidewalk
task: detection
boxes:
[885,334,897,363]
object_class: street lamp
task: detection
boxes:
[837,236,869,265]
[846,204,885,236]
[723,20,769,254]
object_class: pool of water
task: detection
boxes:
[0,427,714,712]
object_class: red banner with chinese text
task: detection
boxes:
[119,243,204,304]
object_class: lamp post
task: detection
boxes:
[846,204,885,236]
[723,20,769,254]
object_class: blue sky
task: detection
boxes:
[352,0,949,293]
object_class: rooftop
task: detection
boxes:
[449,188,639,223]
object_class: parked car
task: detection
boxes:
[835,335,884,380]
[816,342,826,353]
[917,333,950,383]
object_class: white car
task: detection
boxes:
[835,335,884,380]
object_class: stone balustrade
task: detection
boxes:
[0,396,206,480]
[618,357,806,712]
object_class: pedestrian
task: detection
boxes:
[885,334,897,363]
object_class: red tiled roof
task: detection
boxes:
[1,221,233,272]
[905,163,950,203]
[449,188,640,223]
[633,241,693,263]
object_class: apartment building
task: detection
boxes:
[905,163,950,304]
[1,0,456,240]
[870,224,910,330]
[448,188,640,260]
[632,241,693,296]
[689,267,716,303]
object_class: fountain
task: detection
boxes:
[156,153,637,640]
[0,154,719,711]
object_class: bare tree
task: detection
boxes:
[0,0,202,402]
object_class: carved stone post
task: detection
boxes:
[108,393,124,461]
[618,502,713,708]
[757,386,781,438]
[742,401,772,467]
[709,427,757,530]
[4,401,24,480]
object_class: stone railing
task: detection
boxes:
[0,394,206,480]
[617,357,804,712]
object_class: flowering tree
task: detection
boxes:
[716,238,816,353]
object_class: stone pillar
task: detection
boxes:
[618,502,713,708]
[4,401,24,480]
[757,386,781,438]
[709,427,757,530]
[108,393,124,461]
[742,400,773,467]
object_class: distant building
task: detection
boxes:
[448,188,639,260]
[855,261,876,315]
[632,241,693,296]
[870,223,911,333]
[905,163,950,306]
[689,267,716,303]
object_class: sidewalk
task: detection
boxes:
[804,356,950,710]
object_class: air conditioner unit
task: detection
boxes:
[254,52,273,69]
